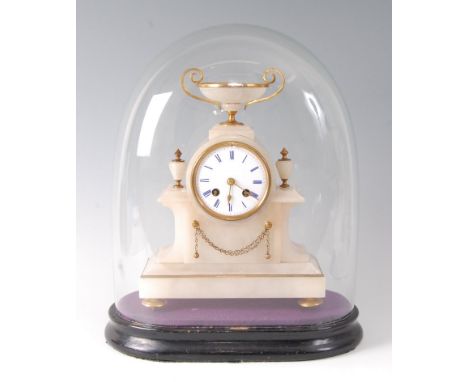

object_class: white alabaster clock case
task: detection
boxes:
[105,25,362,362]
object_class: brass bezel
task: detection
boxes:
[191,141,271,221]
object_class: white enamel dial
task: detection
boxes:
[192,142,271,220]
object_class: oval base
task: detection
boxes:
[105,303,362,362]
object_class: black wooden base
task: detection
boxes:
[105,304,363,362]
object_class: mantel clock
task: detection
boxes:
[105,25,362,362]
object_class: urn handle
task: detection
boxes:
[180,68,222,107]
[244,67,285,108]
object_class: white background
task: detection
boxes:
[3,0,468,381]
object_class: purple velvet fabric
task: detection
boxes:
[116,290,353,326]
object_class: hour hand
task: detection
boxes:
[227,177,236,202]
[226,178,234,202]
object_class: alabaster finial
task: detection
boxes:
[276,147,292,189]
[169,148,186,189]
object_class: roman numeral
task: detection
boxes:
[203,190,211,198]
[214,199,220,208]
[200,178,209,182]
[229,150,234,160]
[214,154,222,162]
[228,203,232,212]
[250,166,259,172]
[250,191,259,199]
[253,180,262,184]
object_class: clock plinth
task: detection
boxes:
[140,262,325,300]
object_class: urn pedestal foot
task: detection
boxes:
[298,298,323,308]
[141,299,166,308]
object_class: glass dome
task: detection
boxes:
[107,25,360,359]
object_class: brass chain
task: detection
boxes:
[192,220,272,258]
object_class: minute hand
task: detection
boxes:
[233,182,258,199]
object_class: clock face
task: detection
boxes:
[192,141,271,220]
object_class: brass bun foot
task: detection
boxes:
[298,298,324,308]
[141,298,166,308]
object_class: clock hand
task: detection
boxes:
[227,178,235,203]
[232,181,252,198]
[227,184,232,202]
[228,178,258,200]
